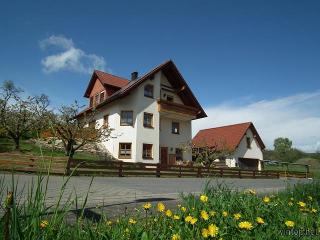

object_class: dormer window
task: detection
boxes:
[167,95,174,102]
[144,84,154,98]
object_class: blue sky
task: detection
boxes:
[0,0,320,151]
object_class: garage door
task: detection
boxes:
[238,158,259,170]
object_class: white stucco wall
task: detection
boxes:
[93,70,194,164]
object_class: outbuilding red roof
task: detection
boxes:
[192,122,265,150]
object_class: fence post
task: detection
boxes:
[156,164,161,177]
[4,191,13,240]
[238,169,242,178]
[197,167,202,178]
[178,166,182,178]
[253,170,256,178]
[305,165,309,178]
[118,161,123,177]
[220,169,223,177]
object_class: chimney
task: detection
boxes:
[131,71,138,80]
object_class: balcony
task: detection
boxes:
[157,99,200,120]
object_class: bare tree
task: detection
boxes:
[0,80,50,150]
[181,139,234,167]
[51,101,112,159]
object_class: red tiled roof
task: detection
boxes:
[192,122,265,150]
[80,60,207,119]
[84,70,129,97]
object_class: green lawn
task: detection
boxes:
[0,137,98,160]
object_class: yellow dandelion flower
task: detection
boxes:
[173,215,180,220]
[233,213,241,220]
[172,233,181,240]
[202,228,209,238]
[209,211,216,216]
[245,189,256,195]
[40,220,48,229]
[285,220,294,228]
[190,217,197,225]
[288,201,293,206]
[157,202,165,212]
[185,215,193,223]
[263,196,270,203]
[312,208,318,213]
[180,206,187,212]
[238,221,253,230]
[143,202,152,210]
[208,224,219,237]
[128,218,137,224]
[222,211,228,217]
[256,217,265,224]
[201,210,209,220]
[200,194,208,203]
[166,209,173,217]
[298,201,306,208]
[106,220,112,226]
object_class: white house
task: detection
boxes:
[192,122,265,170]
[78,60,207,165]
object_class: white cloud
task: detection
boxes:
[193,91,320,153]
[39,35,106,74]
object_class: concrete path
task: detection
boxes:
[0,173,311,220]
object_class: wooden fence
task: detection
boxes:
[0,153,310,179]
[0,153,68,174]
[69,159,309,179]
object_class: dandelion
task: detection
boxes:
[308,196,313,201]
[285,220,294,228]
[208,224,219,237]
[185,215,193,223]
[166,209,173,217]
[312,208,318,213]
[233,213,241,220]
[180,206,187,212]
[128,218,137,224]
[222,211,228,217]
[288,201,293,206]
[202,228,209,238]
[200,194,208,203]
[172,233,181,240]
[238,221,253,230]
[173,215,180,220]
[106,220,112,226]
[298,201,306,208]
[256,217,265,224]
[245,189,256,195]
[209,211,216,216]
[263,196,270,203]
[157,202,165,212]
[143,202,152,210]
[190,217,197,225]
[40,220,48,229]
[201,210,209,220]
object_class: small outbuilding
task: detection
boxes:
[192,122,265,170]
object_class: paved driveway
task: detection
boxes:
[0,173,311,220]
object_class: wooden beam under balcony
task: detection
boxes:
[157,99,199,117]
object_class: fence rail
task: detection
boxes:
[0,153,310,179]
[69,159,309,179]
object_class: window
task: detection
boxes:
[120,111,133,126]
[100,91,105,103]
[144,84,154,98]
[175,148,183,161]
[172,122,180,134]
[89,97,94,107]
[246,137,251,149]
[95,94,99,105]
[143,113,153,128]
[143,144,153,159]
[103,114,109,128]
[167,95,174,102]
[119,143,132,158]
